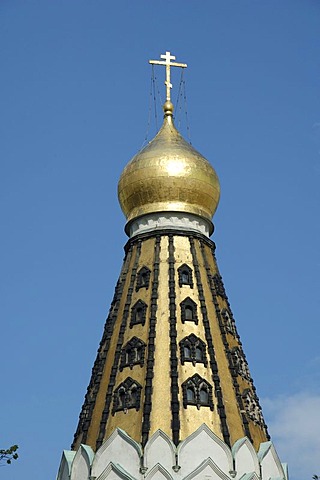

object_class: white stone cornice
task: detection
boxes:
[127,212,213,238]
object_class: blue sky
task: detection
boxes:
[1,1,320,479]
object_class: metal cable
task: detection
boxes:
[175,69,184,130]
[152,66,160,132]
[140,68,154,149]
[183,78,192,144]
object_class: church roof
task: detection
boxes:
[118,100,220,231]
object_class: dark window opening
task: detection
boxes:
[112,377,142,414]
[136,308,143,322]
[212,274,226,298]
[120,337,146,370]
[195,347,202,361]
[179,334,207,366]
[185,306,193,321]
[180,297,198,325]
[181,272,189,283]
[178,264,193,288]
[221,308,237,337]
[184,345,191,359]
[182,374,213,410]
[187,387,196,402]
[119,388,126,406]
[136,266,151,291]
[130,300,147,328]
[199,387,209,404]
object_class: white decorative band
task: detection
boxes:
[128,212,212,238]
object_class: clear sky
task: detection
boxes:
[1,1,320,479]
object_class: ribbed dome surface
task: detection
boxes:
[118,107,220,225]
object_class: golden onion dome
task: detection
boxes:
[118,101,220,229]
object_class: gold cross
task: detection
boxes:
[149,51,187,102]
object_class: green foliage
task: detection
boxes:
[0,445,19,465]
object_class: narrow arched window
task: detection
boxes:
[119,388,126,408]
[120,337,146,370]
[136,346,142,362]
[130,348,137,363]
[136,266,151,291]
[182,374,213,410]
[212,274,226,298]
[182,271,189,283]
[195,346,203,361]
[131,387,138,403]
[125,348,131,365]
[130,300,147,328]
[184,345,191,359]
[185,306,193,320]
[112,377,142,414]
[178,264,193,288]
[199,387,209,404]
[180,297,198,324]
[187,387,196,402]
[221,308,237,337]
[179,334,207,367]
[136,307,143,322]
[231,346,251,380]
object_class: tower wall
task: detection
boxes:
[72,230,269,453]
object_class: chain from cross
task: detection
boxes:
[149,51,187,102]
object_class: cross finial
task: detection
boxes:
[149,51,187,102]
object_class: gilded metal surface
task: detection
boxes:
[118,115,220,225]
[149,236,172,437]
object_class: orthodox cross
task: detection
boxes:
[149,51,187,102]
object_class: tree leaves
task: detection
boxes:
[0,445,19,465]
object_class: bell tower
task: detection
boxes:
[57,53,288,480]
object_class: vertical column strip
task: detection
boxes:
[168,234,180,446]
[95,240,142,449]
[189,236,231,446]
[72,245,134,449]
[141,235,161,447]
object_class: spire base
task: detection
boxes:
[57,426,288,480]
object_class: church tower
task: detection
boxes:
[57,53,288,480]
